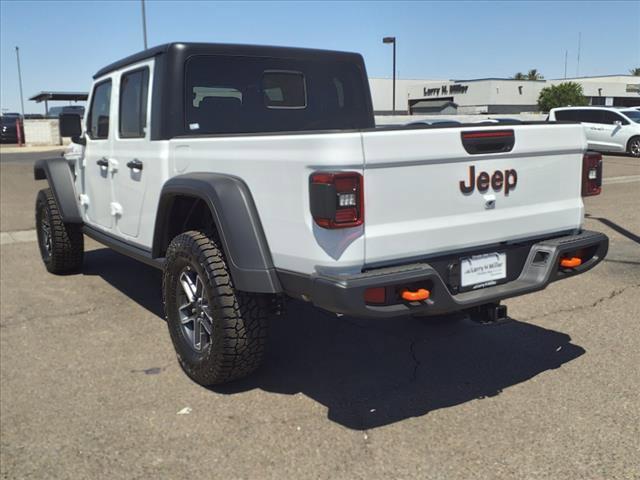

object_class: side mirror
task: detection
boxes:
[59,113,85,144]
[613,120,622,127]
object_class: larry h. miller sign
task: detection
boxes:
[424,84,470,97]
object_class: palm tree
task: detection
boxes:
[630,67,640,76]
[527,69,544,80]
[513,72,526,80]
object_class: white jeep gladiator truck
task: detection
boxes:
[34,43,608,385]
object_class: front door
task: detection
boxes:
[81,79,114,230]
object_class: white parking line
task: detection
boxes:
[603,175,640,185]
[0,229,37,245]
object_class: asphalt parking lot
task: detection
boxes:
[1,148,639,479]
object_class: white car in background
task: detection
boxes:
[549,107,640,157]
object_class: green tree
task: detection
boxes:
[513,72,526,80]
[527,69,544,80]
[630,67,640,76]
[537,82,588,112]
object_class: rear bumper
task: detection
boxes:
[280,230,608,318]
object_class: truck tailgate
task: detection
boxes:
[361,123,586,266]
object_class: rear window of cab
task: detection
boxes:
[184,55,370,134]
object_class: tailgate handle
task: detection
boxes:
[461,130,515,154]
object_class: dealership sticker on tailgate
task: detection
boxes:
[461,252,507,288]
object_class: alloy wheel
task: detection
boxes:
[176,266,213,352]
[39,207,52,260]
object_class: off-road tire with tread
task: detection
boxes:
[35,188,84,274]
[162,230,270,385]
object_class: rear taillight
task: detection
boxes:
[309,171,363,228]
[461,130,514,139]
[582,151,602,197]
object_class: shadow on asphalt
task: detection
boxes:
[83,248,164,318]
[84,247,586,431]
[585,214,640,245]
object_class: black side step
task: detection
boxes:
[83,225,165,270]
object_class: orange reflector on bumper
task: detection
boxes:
[560,257,582,268]
[401,289,430,302]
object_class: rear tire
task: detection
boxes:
[35,188,84,274]
[162,231,271,385]
[627,136,640,158]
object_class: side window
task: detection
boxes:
[262,71,306,109]
[119,68,149,138]
[87,80,112,139]
[554,110,573,121]
[580,110,604,124]
[601,111,628,125]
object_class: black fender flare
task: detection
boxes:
[152,173,282,294]
[33,158,82,224]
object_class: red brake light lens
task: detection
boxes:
[461,130,514,139]
[364,287,386,305]
[582,151,602,197]
[310,172,364,229]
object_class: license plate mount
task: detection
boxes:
[460,252,507,289]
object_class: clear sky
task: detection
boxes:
[1,0,638,113]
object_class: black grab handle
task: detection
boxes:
[126,159,143,170]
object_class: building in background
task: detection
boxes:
[558,75,640,107]
[368,78,443,115]
[370,75,640,115]
[408,78,544,115]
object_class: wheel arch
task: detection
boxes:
[152,173,281,293]
[33,158,82,223]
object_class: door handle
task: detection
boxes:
[96,157,109,167]
[126,159,143,171]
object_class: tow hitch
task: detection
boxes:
[468,302,510,324]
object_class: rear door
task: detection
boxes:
[81,78,114,230]
[111,62,154,239]
[578,109,613,151]
[592,110,628,152]
[360,124,585,266]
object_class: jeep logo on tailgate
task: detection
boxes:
[459,166,517,195]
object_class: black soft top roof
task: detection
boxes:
[94,42,364,79]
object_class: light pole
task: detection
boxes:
[141,0,148,49]
[383,36,396,114]
[15,46,25,117]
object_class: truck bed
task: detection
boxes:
[169,122,586,276]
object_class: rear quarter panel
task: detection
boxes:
[168,132,365,275]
